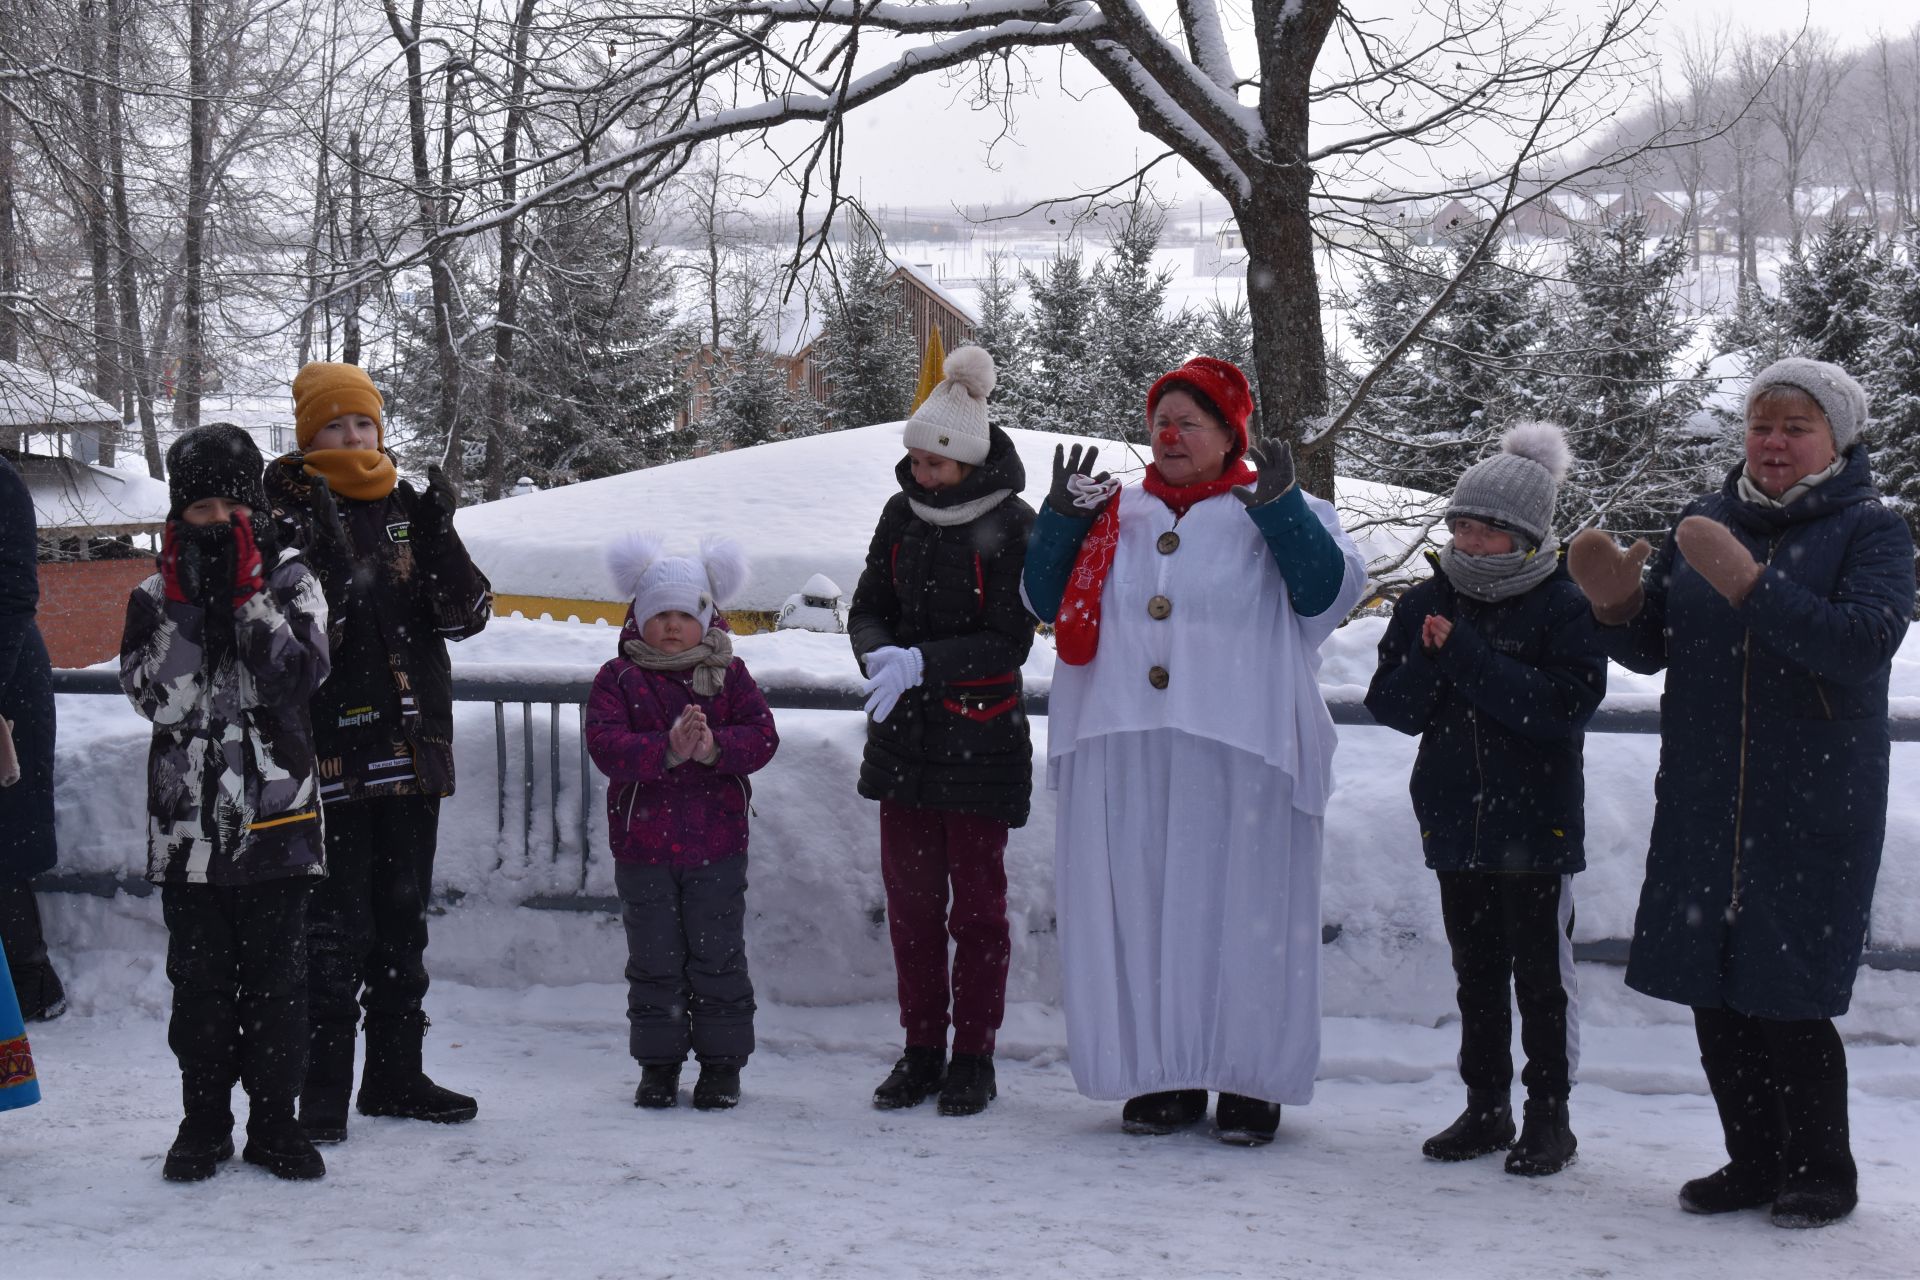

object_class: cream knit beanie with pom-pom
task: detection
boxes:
[901,345,996,465]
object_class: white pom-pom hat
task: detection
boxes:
[605,532,750,630]
[1446,422,1574,548]
[901,344,996,466]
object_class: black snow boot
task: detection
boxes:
[1504,1097,1577,1176]
[692,1063,741,1111]
[1215,1093,1281,1147]
[1771,1067,1857,1229]
[635,1063,682,1109]
[299,1021,357,1144]
[162,1116,235,1183]
[873,1047,946,1111]
[1423,1090,1516,1162]
[937,1053,997,1117]
[356,1012,478,1124]
[1121,1090,1209,1136]
[1680,1053,1783,1215]
[0,879,66,1021]
[242,1116,326,1181]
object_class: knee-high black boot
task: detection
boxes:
[300,1021,358,1143]
[0,879,65,1021]
[1680,1051,1785,1214]
[358,1011,477,1124]
[1772,1064,1857,1229]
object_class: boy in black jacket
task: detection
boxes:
[121,425,331,1181]
[266,362,491,1145]
[1365,424,1606,1178]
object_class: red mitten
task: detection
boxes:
[230,514,266,608]
[158,520,194,604]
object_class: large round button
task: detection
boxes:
[1156,531,1181,555]
[1147,595,1172,620]
[1147,665,1169,690]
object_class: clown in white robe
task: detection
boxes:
[1034,483,1366,1105]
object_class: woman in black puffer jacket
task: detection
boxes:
[848,346,1034,1120]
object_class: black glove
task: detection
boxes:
[307,472,351,560]
[1047,443,1112,518]
[412,462,459,545]
[1232,438,1297,508]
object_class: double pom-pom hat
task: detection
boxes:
[606,533,750,631]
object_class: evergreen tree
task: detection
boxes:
[971,249,1033,429]
[1538,214,1712,538]
[696,323,803,451]
[1712,282,1795,378]
[1865,232,1920,589]
[1021,247,1099,436]
[814,227,915,429]
[1777,219,1882,369]
[1202,295,1255,385]
[1085,201,1198,443]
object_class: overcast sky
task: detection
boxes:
[744,0,1919,214]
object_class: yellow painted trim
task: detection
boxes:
[248,810,319,832]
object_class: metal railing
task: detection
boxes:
[43,667,1920,972]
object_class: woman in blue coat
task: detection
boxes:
[0,453,63,1022]
[1569,358,1914,1230]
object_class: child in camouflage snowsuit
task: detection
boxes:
[120,424,331,1183]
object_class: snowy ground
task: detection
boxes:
[7,974,1920,1280]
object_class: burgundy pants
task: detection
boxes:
[878,802,1011,1056]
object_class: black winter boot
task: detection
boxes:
[1771,1068,1857,1229]
[937,1054,997,1117]
[1423,1091,1516,1162]
[634,1063,682,1109]
[1680,1052,1784,1215]
[0,879,65,1021]
[1121,1090,1209,1136]
[692,1064,741,1111]
[1215,1093,1281,1146]
[162,1116,235,1183]
[873,1047,946,1110]
[357,1012,478,1124]
[299,1021,357,1144]
[1504,1097,1577,1176]
[242,1117,326,1181]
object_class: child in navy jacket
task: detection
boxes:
[586,535,778,1112]
[1365,425,1605,1178]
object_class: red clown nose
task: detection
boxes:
[1156,426,1182,448]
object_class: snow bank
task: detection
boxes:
[45,615,1920,1045]
[454,424,1443,612]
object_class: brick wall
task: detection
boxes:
[37,559,154,668]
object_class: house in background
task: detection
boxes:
[2,359,171,666]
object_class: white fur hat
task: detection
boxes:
[901,345,995,466]
[605,533,749,630]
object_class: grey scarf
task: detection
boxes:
[1736,455,1845,509]
[622,627,735,696]
[909,487,1013,527]
[1439,534,1561,603]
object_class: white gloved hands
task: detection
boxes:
[862,645,924,723]
[1065,469,1121,510]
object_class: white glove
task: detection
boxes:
[1066,470,1121,510]
[862,646,924,723]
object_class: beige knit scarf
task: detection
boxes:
[622,627,735,696]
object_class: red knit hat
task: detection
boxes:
[1146,357,1254,460]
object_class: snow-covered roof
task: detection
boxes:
[0,360,118,431]
[17,453,170,534]
[455,423,1442,613]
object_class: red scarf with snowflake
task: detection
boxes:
[1054,460,1255,665]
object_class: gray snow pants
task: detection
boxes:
[615,855,755,1067]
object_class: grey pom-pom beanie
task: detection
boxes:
[1446,422,1574,548]
[1745,357,1869,450]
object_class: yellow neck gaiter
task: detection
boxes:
[302,448,399,502]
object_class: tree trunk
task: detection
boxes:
[1249,0,1337,499]
[343,130,364,364]
[484,0,538,502]
[175,0,212,433]
[77,1,119,461]
[0,87,19,364]
[105,0,163,477]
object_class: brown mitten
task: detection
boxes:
[0,715,19,787]
[1567,529,1652,625]
[1675,515,1763,606]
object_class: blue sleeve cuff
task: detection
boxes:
[1246,487,1348,618]
[1023,504,1095,622]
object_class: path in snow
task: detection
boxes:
[6,986,1919,1279]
